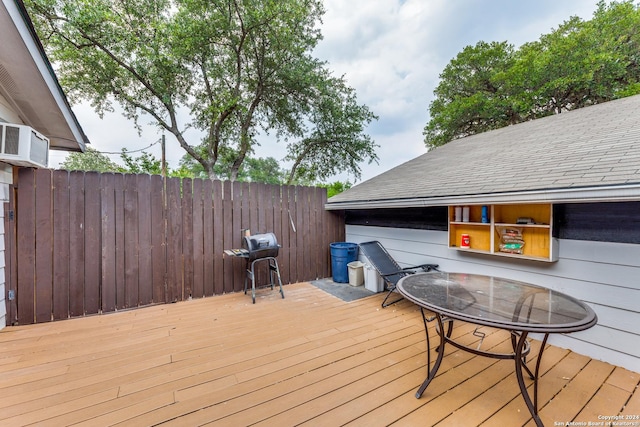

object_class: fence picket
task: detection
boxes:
[166,177,183,302]
[212,180,224,295]
[222,181,235,294]
[182,178,194,299]
[16,168,36,324]
[84,172,101,314]
[137,174,153,306]
[192,178,204,299]
[35,169,53,322]
[53,170,71,320]
[150,175,165,303]
[68,171,85,317]
[279,185,291,285]
[123,173,139,309]
[100,173,117,313]
[203,179,214,297]
[231,181,244,292]
[113,173,126,309]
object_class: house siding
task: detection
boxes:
[1,99,18,330]
[346,224,640,373]
[0,163,11,330]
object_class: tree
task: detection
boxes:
[26,0,377,182]
[242,157,287,184]
[512,7,636,117]
[424,0,640,149]
[320,181,352,198]
[284,74,378,184]
[423,41,517,148]
[120,149,163,175]
[59,146,123,172]
[177,146,286,183]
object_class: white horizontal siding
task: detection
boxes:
[346,224,640,373]
[0,163,11,330]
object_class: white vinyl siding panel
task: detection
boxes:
[0,163,10,329]
[0,163,12,329]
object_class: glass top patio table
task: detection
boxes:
[397,271,597,333]
[396,271,598,427]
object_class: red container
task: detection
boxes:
[461,234,470,248]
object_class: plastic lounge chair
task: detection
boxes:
[359,241,439,308]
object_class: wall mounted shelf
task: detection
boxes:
[448,204,558,262]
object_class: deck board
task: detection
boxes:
[529,359,615,427]
[0,282,637,427]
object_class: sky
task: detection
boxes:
[50,0,601,184]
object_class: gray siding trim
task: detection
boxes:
[346,224,640,373]
[327,184,640,210]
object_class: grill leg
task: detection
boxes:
[268,257,285,299]
[245,257,284,303]
[244,263,249,295]
[249,260,257,304]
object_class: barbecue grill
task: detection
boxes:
[241,232,284,303]
[242,232,280,261]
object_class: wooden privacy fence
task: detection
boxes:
[4,168,344,325]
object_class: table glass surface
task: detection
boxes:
[397,272,597,332]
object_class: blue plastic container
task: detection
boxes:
[330,242,359,283]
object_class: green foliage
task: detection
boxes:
[59,147,124,173]
[178,147,287,184]
[167,164,197,179]
[242,157,287,185]
[424,41,517,148]
[424,0,640,149]
[60,144,351,196]
[26,0,377,183]
[319,181,352,198]
[283,75,379,184]
[120,149,162,175]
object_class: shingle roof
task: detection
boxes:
[326,94,640,209]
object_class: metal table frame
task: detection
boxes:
[397,272,597,427]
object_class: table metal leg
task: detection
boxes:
[533,333,549,413]
[511,331,535,379]
[416,310,447,398]
[514,331,548,427]
[415,306,546,427]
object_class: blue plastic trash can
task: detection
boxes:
[330,242,359,283]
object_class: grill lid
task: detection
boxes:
[242,232,280,260]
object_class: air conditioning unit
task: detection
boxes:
[0,123,49,168]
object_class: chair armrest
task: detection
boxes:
[401,264,439,273]
[380,264,439,277]
[418,264,439,272]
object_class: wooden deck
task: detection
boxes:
[0,282,638,426]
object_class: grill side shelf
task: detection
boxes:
[224,248,249,257]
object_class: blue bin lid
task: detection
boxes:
[330,242,358,248]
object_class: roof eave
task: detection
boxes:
[3,0,88,152]
[324,183,640,210]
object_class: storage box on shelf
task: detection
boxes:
[448,204,558,262]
